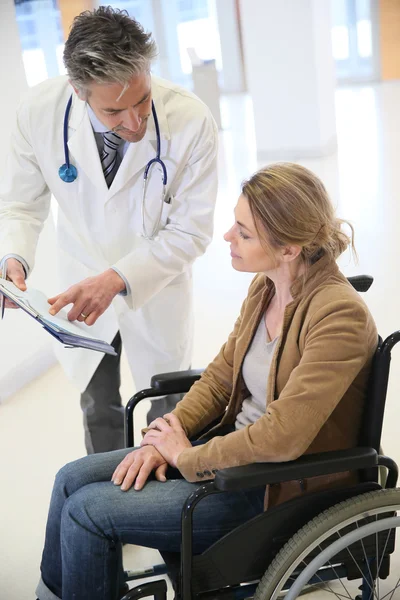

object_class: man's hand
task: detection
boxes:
[112,446,168,491]
[141,413,192,468]
[1,258,26,309]
[47,269,125,326]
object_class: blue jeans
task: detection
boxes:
[36,448,265,600]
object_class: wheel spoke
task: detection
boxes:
[375,525,394,587]
[383,577,400,600]
[318,560,353,598]
[334,529,378,599]
[298,554,353,600]
[354,518,378,599]
[375,516,380,600]
[317,590,355,599]
[299,583,352,599]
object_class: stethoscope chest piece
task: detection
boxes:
[59,163,78,183]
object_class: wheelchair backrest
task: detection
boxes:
[346,276,400,476]
[359,335,386,453]
[346,276,393,453]
[359,332,400,453]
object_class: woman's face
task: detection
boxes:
[224,194,280,273]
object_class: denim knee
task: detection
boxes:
[54,456,90,497]
[61,484,114,543]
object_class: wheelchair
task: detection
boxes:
[120,275,400,600]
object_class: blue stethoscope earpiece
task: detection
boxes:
[59,163,78,183]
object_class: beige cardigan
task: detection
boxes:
[174,255,378,507]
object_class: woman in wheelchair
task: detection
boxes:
[37,163,378,600]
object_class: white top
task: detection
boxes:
[235,317,279,430]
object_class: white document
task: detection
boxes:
[0,280,117,355]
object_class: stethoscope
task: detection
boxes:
[58,95,168,240]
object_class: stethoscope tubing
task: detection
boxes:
[144,102,167,185]
[60,94,168,239]
[63,95,73,169]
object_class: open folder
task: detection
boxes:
[0,280,117,356]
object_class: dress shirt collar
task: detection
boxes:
[87,104,109,133]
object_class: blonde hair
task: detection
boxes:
[242,163,355,264]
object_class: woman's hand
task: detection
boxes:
[111,446,167,491]
[141,413,192,467]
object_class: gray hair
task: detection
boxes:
[63,6,158,95]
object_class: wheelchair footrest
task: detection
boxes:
[120,579,167,600]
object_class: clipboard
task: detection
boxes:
[0,280,117,356]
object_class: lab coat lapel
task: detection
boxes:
[67,94,108,194]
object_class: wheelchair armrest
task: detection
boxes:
[214,447,378,491]
[150,369,204,395]
[125,369,204,447]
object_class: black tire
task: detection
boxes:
[254,488,400,600]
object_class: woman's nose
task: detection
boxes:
[224,225,235,242]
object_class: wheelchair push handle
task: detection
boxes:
[347,275,373,292]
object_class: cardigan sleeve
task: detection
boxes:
[177,297,377,481]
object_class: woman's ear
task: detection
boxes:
[281,245,302,263]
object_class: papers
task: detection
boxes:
[0,280,117,356]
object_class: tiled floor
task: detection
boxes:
[1,82,400,598]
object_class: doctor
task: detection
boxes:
[0,7,218,454]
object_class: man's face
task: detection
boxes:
[82,72,152,143]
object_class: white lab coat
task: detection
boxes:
[0,75,218,392]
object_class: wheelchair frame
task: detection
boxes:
[120,276,400,600]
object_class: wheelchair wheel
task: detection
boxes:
[254,488,400,600]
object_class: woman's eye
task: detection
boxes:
[239,230,250,240]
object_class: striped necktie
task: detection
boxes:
[101,131,123,187]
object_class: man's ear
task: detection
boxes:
[69,80,86,101]
[281,244,302,263]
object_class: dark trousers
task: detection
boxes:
[80,332,182,454]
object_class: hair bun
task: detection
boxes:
[241,163,355,264]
